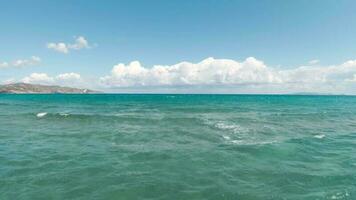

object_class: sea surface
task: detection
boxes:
[0,94,355,200]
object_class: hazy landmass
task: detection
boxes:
[290,92,341,96]
[0,83,99,94]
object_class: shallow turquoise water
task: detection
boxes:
[0,94,355,199]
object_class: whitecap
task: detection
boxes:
[36,112,47,118]
[214,121,247,134]
[314,134,325,139]
[59,113,70,117]
[231,139,277,146]
[215,122,237,130]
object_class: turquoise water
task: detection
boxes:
[0,94,355,200]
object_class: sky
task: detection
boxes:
[1,0,356,93]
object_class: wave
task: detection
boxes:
[314,134,325,139]
[30,111,164,121]
[221,134,277,146]
[201,118,248,134]
[230,139,277,146]
[202,118,277,146]
[59,113,70,117]
[214,121,247,134]
[36,112,47,118]
[35,112,70,118]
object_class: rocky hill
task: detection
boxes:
[0,83,99,94]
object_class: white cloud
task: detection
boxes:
[47,43,68,54]
[68,36,89,50]
[22,73,54,84]
[100,57,282,87]
[21,72,82,86]
[100,57,356,94]
[47,36,90,54]
[282,60,356,84]
[56,72,81,81]
[308,59,320,65]
[13,56,41,67]
[0,56,41,69]
[55,73,82,86]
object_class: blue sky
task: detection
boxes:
[1,0,356,93]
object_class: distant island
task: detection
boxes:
[0,83,99,94]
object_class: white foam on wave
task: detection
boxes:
[59,113,70,117]
[36,112,47,118]
[231,139,277,146]
[314,134,325,139]
[203,118,279,146]
[221,133,277,146]
[213,121,248,134]
[215,121,240,130]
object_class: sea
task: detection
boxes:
[0,94,355,199]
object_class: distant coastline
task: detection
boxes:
[0,83,100,94]
[0,83,352,96]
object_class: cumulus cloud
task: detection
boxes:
[56,72,81,81]
[47,43,68,54]
[21,72,82,86]
[308,59,320,65]
[68,36,89,50]
[0,56,41,69]
[22,73,54,84]
[47,36,90,54]
[284,60,356,83]
[100,57,356,94]
[100,57,282,87]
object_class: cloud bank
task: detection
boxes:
[0,56,41,69]
[47,36,90,54]
[99,57,356,93]
[100,57,282,87]
[4,57,356,94]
